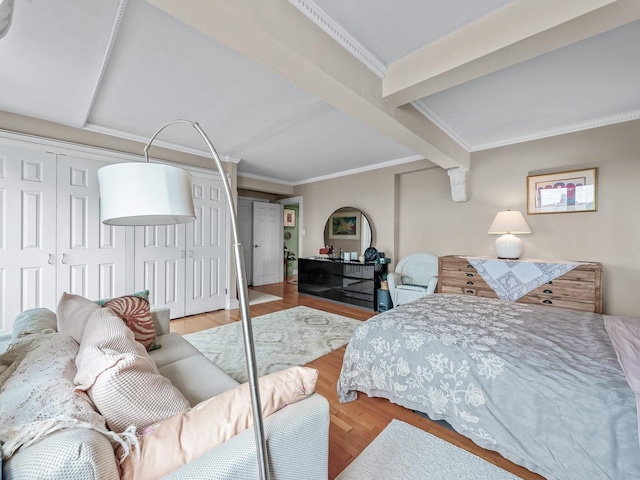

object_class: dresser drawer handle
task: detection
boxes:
[466,281,474,285]
[466,273,474,277]
[465,290,474,294]
[543,299,553,305]
[543,289,553,294]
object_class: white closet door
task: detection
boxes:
[134,224,186,319]
[57,156,127,301]
[185,174,227,316]
[252,202,283,286]
[0,146,57,335]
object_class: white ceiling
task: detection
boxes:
[0,0,638,184]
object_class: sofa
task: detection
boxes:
[1,304,330,479]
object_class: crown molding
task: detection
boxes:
[237,171,296,187]
[81,0,128,127]
[472,109,640,151]
[84,122,215,158]
[0,127,142,163]
[412,100,472,152]
[288,0,387,79]
[294,153,424,185]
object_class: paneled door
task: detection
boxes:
[252,202,283,286]
[134,224,186,318]
[0,146,57,335]
[57,156,127,301]
[134,172,227,318]
[185,174,227,315]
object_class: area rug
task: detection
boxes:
[183,306,361,383]
[336,420,519,480]
[248,289,282,305]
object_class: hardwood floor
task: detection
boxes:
[171,280,544,480]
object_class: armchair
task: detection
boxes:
[387,253,439,306]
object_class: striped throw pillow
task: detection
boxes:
[102,295,159,351]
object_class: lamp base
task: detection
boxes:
[494,234,523,259]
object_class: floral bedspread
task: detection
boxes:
[338,294,640,480]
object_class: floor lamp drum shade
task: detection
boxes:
[487,210,532,259]
[98,163,196,226]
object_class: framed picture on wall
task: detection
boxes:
[329,210,360,240]
[284,208,296,227]
[527,168,597,214]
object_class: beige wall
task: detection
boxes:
[295,120,640,317]
[294,159,433,260]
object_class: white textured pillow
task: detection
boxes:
[74,308,189,433]
[56,292,100,343]
[75,308,157,390]
[86,353,190,433]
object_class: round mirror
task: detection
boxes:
[323,207,373,257]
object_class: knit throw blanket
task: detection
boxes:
[0,333,137,460]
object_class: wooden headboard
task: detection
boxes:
[437,255,603,313]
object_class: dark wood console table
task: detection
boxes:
[298,257,387,310]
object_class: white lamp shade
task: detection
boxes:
[487,210,531,234]
[98,163,196,226]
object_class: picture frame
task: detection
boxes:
[329,210,360,240]
[283,208,296,227]
[527,168,597,214]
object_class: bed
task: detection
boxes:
[337,293,640,480]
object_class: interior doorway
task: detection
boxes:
[276,196,302,284]
[238,196,284,286]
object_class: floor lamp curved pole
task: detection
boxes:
[97,119,270,480]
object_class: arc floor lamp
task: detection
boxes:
[97,120,270,480]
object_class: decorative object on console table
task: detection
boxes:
[97,120,270,480]
[298,258,387,310]
[487,209,531,259]
[527,168,597,214]
[437,255,603,313]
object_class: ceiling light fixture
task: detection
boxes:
[487,209,532,259]
[97,120,270,480]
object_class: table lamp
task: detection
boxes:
[487,209,532,259]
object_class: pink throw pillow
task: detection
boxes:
[120,366,318,480]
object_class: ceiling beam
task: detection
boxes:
[383,0,640,107]
[146,0,469,170]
